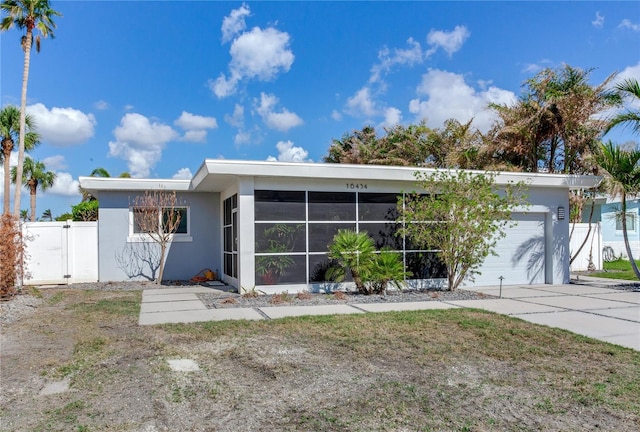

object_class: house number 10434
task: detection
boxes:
[346,183,368,189]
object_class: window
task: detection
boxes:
[130,206,190,240]
[616,212,637,232]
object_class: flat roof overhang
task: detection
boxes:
[190,159,603,192]
[80,159,603,194]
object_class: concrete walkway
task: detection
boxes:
[139,280,640,351]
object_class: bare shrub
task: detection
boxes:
[333,291,347,301]
[296,291,312,301]
[131,191,184,284]
[0,215,25,298]
[270,291,292,304]
[219,297,237,305]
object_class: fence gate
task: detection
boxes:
[22,221,98,285]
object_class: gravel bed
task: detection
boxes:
[0,293,44,326]
[197,288,494,309]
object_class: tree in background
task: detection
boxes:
[0,0,61,217]
[79,167,131,202]
[323,120,486,169]
[11,156,55,222]
[71,200,98,221]
[606,78,640,136]
[595,142,640,279]
[487,65,620,174]
[399,171,527,291]
[39,208,51,221]
[131,191,184,284]
[0,105,39,214]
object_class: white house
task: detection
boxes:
[80,160,601,293]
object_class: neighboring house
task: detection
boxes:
[80,160,600,293]
[582,196,640,261]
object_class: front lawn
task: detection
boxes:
[591,258,640,281]
[1,287,639,431]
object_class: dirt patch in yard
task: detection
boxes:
[1,284,639,431]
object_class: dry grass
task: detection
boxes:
[1,288,639,431]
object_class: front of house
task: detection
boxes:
[80,160,600,293]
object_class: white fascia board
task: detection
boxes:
[79,176,191,193]
[192,159,602,190]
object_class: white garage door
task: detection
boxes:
[474,213,546,286]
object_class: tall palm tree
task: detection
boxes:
[605,78,640,135]
[0,0,61,217]
[11,156,55,222]
[595,141,640,279]
[0,105,39,215]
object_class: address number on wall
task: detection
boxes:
[346,183,368,190]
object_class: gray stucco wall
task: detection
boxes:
[97,191,220,282]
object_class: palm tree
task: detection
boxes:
[606,78,640,135]
[40,208,51,221]
[11,156,55,222]
[1,0,61,217]
[595,142,640,279]
[488,65,620,174]
[0,105,39,215]
[80,167,131,201]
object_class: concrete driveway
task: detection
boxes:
[458,279,639,351]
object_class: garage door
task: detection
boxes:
[474,213,546,286]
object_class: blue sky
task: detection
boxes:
[1,1,639,217]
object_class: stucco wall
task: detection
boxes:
[600,199,640,259]
[97,191,220,282]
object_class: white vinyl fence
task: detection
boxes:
[569,222,602,271]
[22,221,98,285]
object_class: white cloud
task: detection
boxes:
[124,104,134,111]
[616,62,640,84]
[426,25,470,57]
[266,140,311,162]
[181,130,208,143]
[212,9,295,98]
[255,92,303,131]
[409,69,516,132]
[224,104,245,128]
[221,3,251,43]
[42,155,67,170]
[346,87,378,117]
[175,111,217,130]
[370,38,423,84]
[172,168,193,180]
[108,113,179,178]
[619,19,640,31]
[174,111,217,142]
[46,172,80,197]
[331,110,343,121]
[379,107,402,129]
[26,103,96,146]
[592,11,604,28]
[94,100,109,110]
[234,129,252,146]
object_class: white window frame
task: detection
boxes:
[128,205,192,243]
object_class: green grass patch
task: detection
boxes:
[69,293,141,317]
[590,258,640,280]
